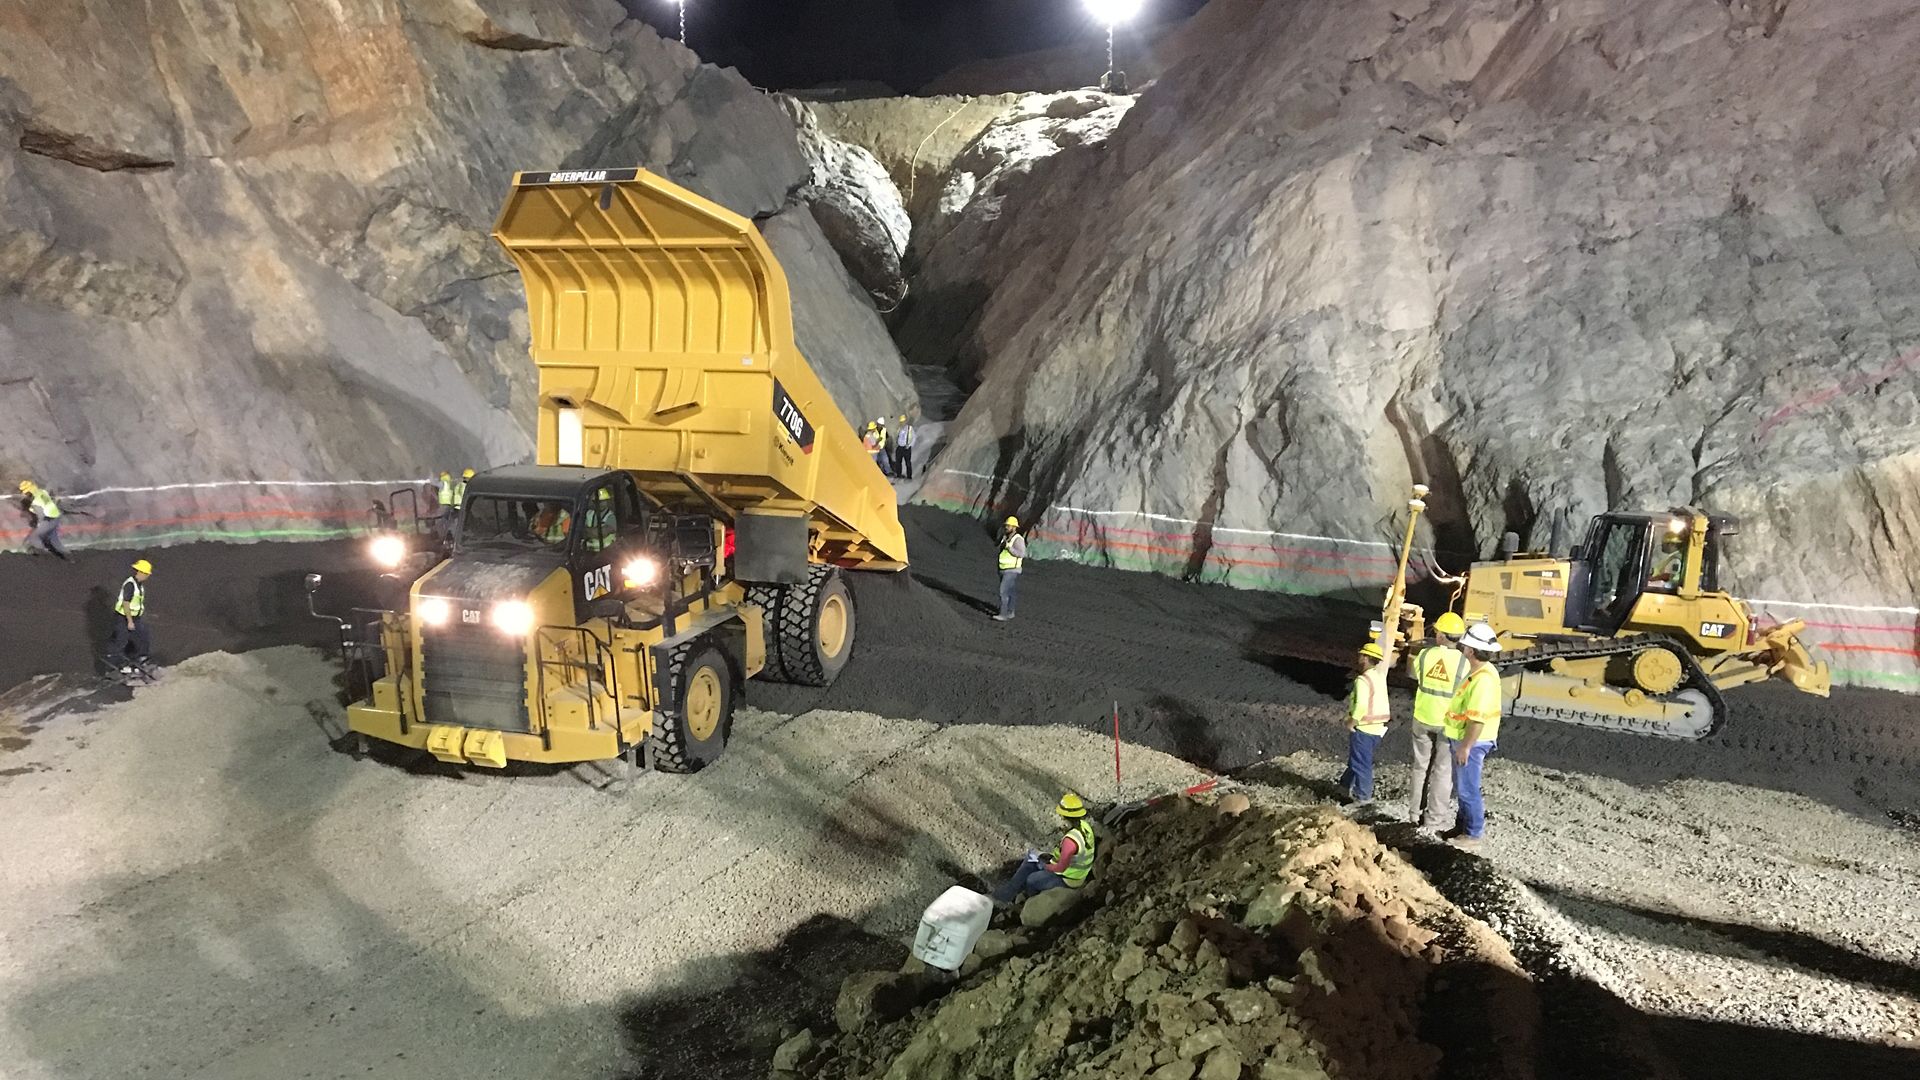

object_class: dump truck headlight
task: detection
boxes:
[418,597,452,626]
[370,534,407,569]
[622,557,660,588]
[492,600,535,636]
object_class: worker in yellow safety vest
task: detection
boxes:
[992,792,1097,906]
[533,502,572,546]
[583,488,615,553]
[993,516,1027,622]
[17,480,71,560]
[110,558,154,672]
[1339,640,1394,803]
[1408,611,1467,832]
[456,468,474,504]
[1444,622,1506,848]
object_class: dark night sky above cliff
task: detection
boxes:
[619,0,1206,91]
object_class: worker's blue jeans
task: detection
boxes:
[27,518,68,557]
[1452,740,1497,838]
[998,570,1020,618]
[992,855,1065,904]
[1339,728,1383,801]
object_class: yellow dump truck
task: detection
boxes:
[331,168,906,773]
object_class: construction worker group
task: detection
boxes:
[863,414,917,480]
[1344,612,1504,849]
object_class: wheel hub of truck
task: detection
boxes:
[685,665,724,742]
[818,591,850,659]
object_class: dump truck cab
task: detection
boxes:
[449,466,659,623]
[336,167,904,775]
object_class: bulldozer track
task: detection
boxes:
[1496,634,1730,741]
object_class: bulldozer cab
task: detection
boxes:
[1573,509,1734,637]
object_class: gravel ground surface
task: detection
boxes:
[0,647,1203,1080]
[1245,748,1920,1076]
[5,507,1919,1078]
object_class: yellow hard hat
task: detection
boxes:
[462,468,475,478]
[597,488,611,500]
[131,559,153,575]
[898,414,908,422]
[1004,516,1020,528]
[439,471,451,481]
[1056,792,1087,819]
[1434,612,1467,637]
[1360,641,1384,660]
[17,480,34,493]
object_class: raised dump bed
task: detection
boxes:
[493,167,905,574]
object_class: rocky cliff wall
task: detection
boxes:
[802,95,1024,224]
[912,0,1920,688]
[0,0,910,548]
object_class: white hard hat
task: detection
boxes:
[1461,622,1503,653]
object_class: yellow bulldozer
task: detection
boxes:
[1393,505,1829,739]
[314,167,906,774]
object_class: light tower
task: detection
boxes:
[1085,0,1143,93]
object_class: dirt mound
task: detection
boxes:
[785,797,1537,1080]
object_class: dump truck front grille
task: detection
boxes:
[422,623,532,733]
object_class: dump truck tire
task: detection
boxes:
[648,641,733,774]
[743,585,792,683]
[776,565,855,687]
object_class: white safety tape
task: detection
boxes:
[1744,599,1920,616]
[935,469,1394,549]
[932,468,1920,619]
[66,479,431,501]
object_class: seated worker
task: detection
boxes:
[583,488,615,553]
[992,792,1097,906]
[1648,532,1686,590]
[532,501,572,546]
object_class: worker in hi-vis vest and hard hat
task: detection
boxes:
[993,792,1098,907]
[1408,611,1468,833]
[993,516,1027,622]
[18,480,71,561]
[1445,622,1506,849]
[1339,640,1394,803]
[110,558,155,674]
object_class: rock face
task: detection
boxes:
[782,97,913,307]
[0,0,909,545]
[917,0,1920,686]
[891,90,1136,381]
[804,95,1024,224]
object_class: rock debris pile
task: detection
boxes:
[779,798,1536,1080]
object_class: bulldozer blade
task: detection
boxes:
[1761,624,1832,698]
